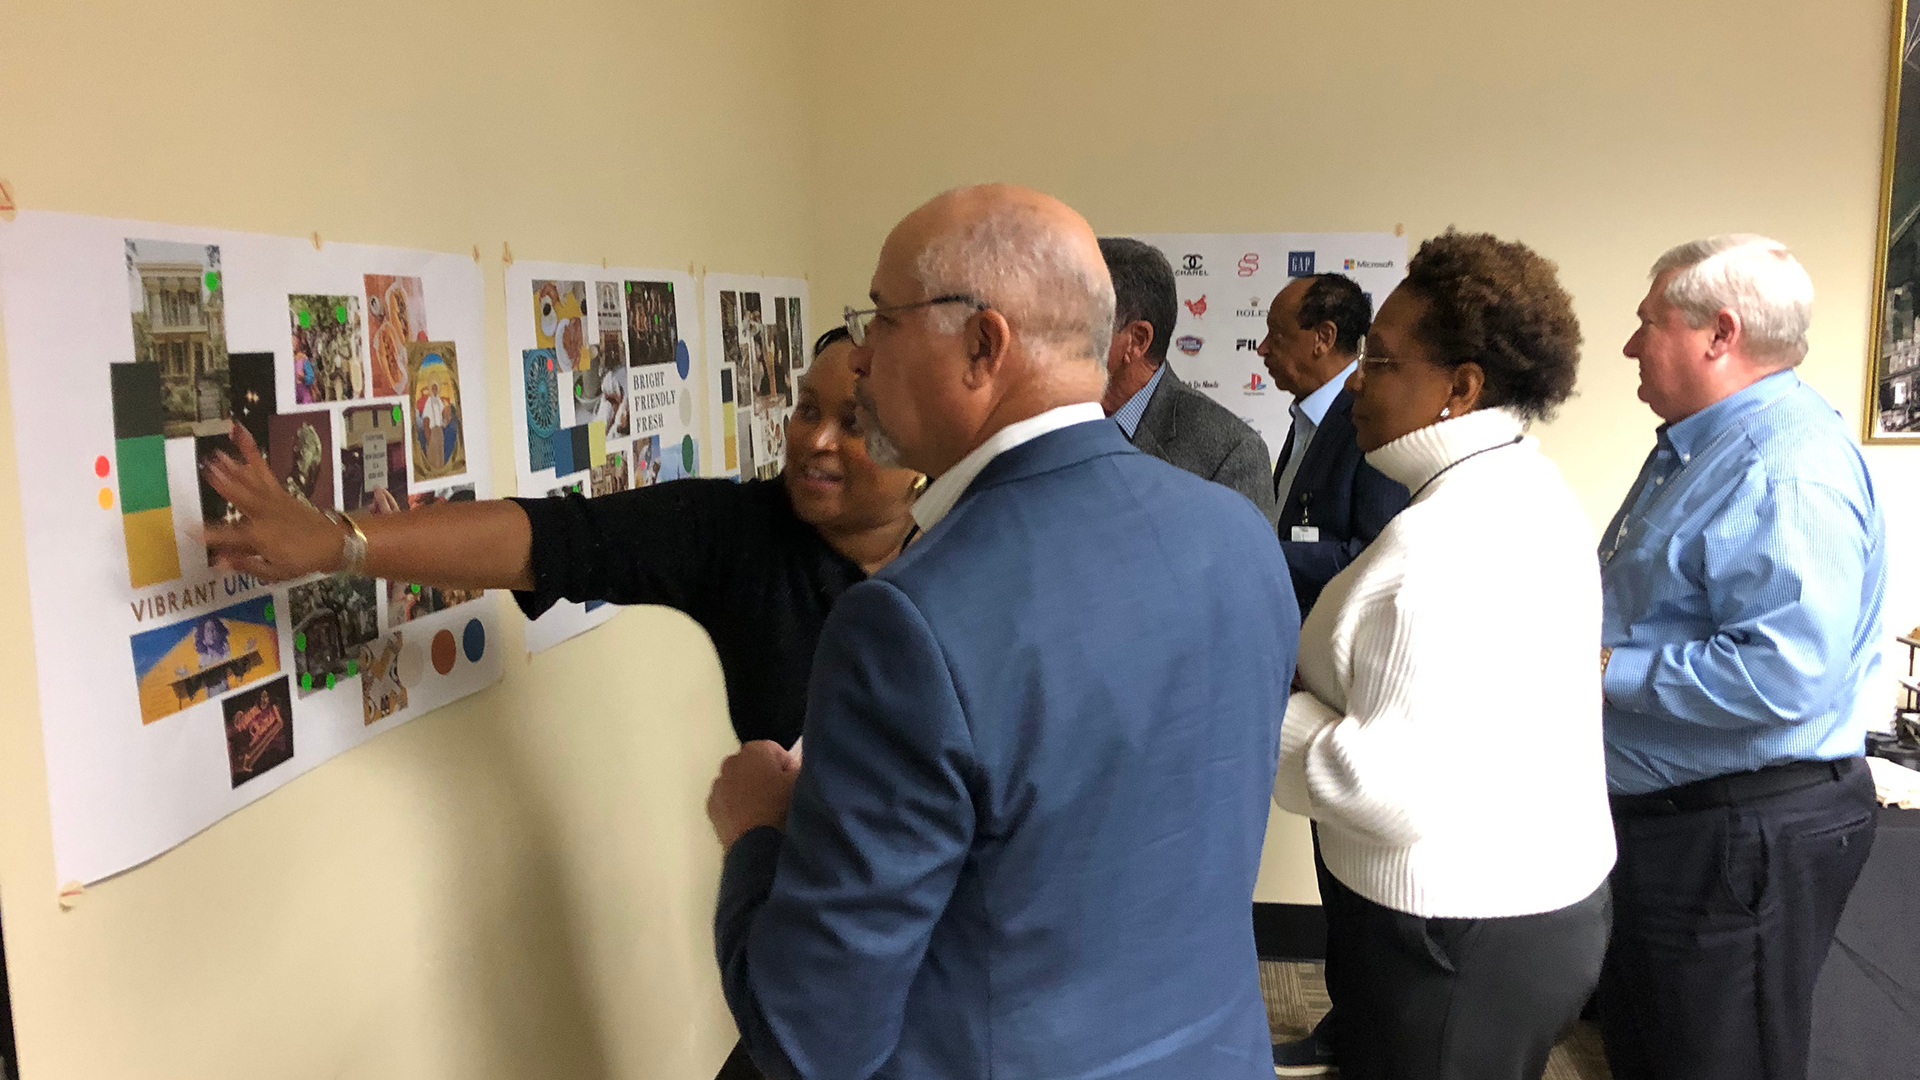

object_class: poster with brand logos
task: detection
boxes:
[502,260,705,653]
[1130,233,1406,463]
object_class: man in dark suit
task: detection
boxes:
[1098,237,1275,520]
[1260,273,1410,617]
[1258,272,1410,1077]
[706,184,1298,1080]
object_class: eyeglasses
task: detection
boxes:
[842,294,985,346]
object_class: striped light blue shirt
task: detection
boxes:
[1111,362,1166,439]
[1599,370,1887,795]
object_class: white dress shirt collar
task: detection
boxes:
[911,402,1108,532]
[1292,359,1358,429]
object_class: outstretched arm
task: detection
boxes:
[203,421,535,590]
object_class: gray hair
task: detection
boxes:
[1650,234,1814,365]
[913,194,1115,365]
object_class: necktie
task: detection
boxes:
[1273,420,1298,501]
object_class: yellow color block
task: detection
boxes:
[587,420,606,467]
[123,506,180,588]
[723,407,738,470]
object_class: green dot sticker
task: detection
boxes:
[204,271,220,292]
[325,673,336,689]
[625,281,632,293]
[263,601,275,621]
[294,631,307,652]
[333,303,348,322]
[346,659,358,676]
[392,405,403,424]
[300,672,313,689]
[298,310,312,328]
[410,583,421,594]
[665,282,673,293]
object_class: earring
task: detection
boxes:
[1440,407,1451,419]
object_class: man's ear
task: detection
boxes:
[1124,319,1155,364]
[1313,320,1338,357]
[962,308,1014,388]
[1706,308,1740,362]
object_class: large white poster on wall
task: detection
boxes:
[1130,234,1407,462]
[0,210,503,887]
[503,261,704,653]
[703,273,810,480]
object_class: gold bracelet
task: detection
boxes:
[1600,646,1613,676]
[323,509,369,576]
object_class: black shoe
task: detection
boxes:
[1272,1011,1338,1077]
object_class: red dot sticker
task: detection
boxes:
[431,629,457,675]
[94,455,110,478]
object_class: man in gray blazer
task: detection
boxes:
[1099,238,1276,521]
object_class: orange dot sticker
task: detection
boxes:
[97,488,114,509]
[431,629,457,675]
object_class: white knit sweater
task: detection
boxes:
[1273,408,1616,918]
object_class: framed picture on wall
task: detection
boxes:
[1869,0,1920,441]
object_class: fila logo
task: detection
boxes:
[1184,295,1208,316]
[1234,339,1259,351]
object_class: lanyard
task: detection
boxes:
[1408,436,1525,502]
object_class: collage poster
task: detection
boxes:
[702,273,810,480]
[0,210,503,886]
[503,261,703,653]
[1129,233,1407,463]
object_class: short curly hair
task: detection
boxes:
[1400,230,1582,422]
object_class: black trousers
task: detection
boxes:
[714,1041,765,1080]
[1596,756,1877,1080]
[1321,868,1610,1080]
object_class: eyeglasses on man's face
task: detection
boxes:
[842,294,986,346]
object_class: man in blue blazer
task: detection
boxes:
[706,184,1299,1080]
[1258,273,1410,618]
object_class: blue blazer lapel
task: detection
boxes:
[960,419,1139,507]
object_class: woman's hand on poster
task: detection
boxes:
[367,486,404,516]
[202,421,345,581]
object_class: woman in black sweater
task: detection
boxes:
[206,327,921,750]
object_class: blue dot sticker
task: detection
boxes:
[675,340,691,380]
[462,618,486,663]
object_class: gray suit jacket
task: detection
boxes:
[1130,364,1277,522]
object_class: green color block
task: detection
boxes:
[114,436,170,514]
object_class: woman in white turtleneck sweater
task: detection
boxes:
[1274,232,1615,1080]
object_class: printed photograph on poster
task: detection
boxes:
[408,341,466,482]
[387,485,484,622]
[532,279,587,373]
[227,351,275,449]
[588,449,630,496]
[340,404,408,513]
[268,411,335,510]
[365,274,427,398]
[129,594,282,725]
[126,238,229,438]
[523,347,559,472]
[289,576,379,695]
[194,432,239,564]
[626,280,677,366]
[289,294,366,403]
[580,282,631,439]
[633,435,663,486]
[222,676,294,787]
[657,435,696,482]
[358,632,407,725]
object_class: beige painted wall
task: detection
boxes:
[0,2,812,1077]
[4,1,1917,1077]
[805,0,1920,902]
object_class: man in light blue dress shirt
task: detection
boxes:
[1595,235,1885,1080]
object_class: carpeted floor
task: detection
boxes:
[1259,961,1611,1079]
